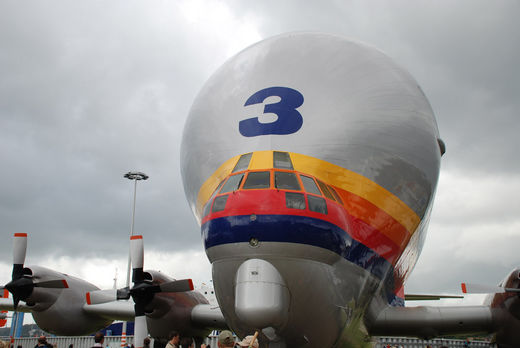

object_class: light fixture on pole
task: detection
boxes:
[122,171,148,347]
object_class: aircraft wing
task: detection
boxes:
[369,305,494,339]
[0,298,32,313]
[82,300,135,321]
[404,294,464,301]
[82,301,228,329]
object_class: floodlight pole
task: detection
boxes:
[122,171,149,347]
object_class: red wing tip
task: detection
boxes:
[461,283,467,293]
[14,233,27,237]
[86,292,91,305]
[188,279,194,291]
[130,235,143,240]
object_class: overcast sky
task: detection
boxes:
[1,0,519,318]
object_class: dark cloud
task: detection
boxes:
[0,1,217,259]
[0,1,518,299]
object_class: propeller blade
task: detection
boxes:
[159,279,194,293]
[86,289,117,305]
[130,235,145,283]
[12,233,27,280]
[460,282,520,294]
[34,279,69,289]
[134,315,148,348]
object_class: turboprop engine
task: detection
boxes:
[463,268,520,347]
[1,233,112,335]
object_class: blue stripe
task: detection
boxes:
[202,214,393,280]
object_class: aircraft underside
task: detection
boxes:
[208,242,383,348]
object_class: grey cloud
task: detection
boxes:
[0,0,518,300]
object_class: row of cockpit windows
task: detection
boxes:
[202,152,344,218]
[203,169,343,218]
[219,170,343,201]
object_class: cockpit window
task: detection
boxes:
[202,200,213,217]
[202,180,226,218]
[285,192,306,210]
[243,171,270,189]
[212,195,229,213]
[220,173,244,193]
[232,153,253,173]
[328,185,343,204]
[308,195,327,214]
[300,175,321,195]
[317,180,335,201]
[273,151,294,170]
[213,179,226,195]
[275,172,301,191]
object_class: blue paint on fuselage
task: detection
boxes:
[203,214,391,280]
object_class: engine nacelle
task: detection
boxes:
[26,265,113,335]
[144,270,211,341]
[486,268,520,347]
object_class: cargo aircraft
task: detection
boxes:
[1,33,519,348]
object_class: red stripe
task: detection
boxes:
[130,235,143,240]
[204,190,402,264]
[461,283,467,293]
[14,233,27,237]
[86,292,91,305]
[62,279,69,288]
[188,279,194,291]
[2,289,8,298]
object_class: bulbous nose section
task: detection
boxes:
[235,259,290,329]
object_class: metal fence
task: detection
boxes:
[374,336,495,348]
[0,335,495,348]
[0,336,134,348]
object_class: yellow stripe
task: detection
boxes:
[196,155,240,216]
[196,151,421,234]
[290,152,420,234]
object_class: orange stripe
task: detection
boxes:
[14,233,27,237]
[130,235,143,240]
[335,187,410,249]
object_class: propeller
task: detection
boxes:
[2,233,68,309]
[126,235,194,348]
[112,235,194,348]
[461,283,520,294]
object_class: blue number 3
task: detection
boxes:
[239,86,304,137]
